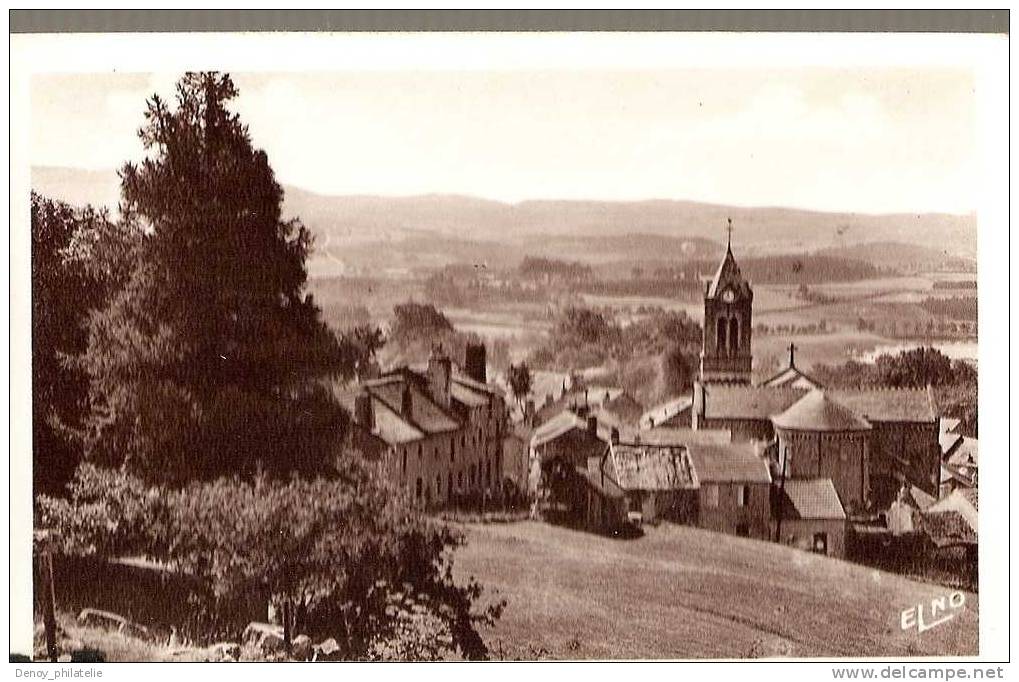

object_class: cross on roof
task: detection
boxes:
[788,342,798,368]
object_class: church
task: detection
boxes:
[651,221,942,517]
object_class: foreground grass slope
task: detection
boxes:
[453,521,977,660]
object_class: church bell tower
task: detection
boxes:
[700,219,753,384]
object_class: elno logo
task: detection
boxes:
[901,592,966,634]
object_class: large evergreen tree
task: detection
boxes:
[81,72,354,483]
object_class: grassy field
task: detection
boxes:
[452,521,978,660]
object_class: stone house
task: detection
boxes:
[686,441,773,540]
[772,478,848,558]
[333,345,507,508]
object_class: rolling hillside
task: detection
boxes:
[454,521,978,660]
[31,165,978,271]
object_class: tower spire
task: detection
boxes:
[727,217,733,251]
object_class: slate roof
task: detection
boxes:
[607,442,698,492]
[686,442,772,484]
[777,479,847,520]
[828,387,938,423]
[369,380,459,434]
[700,384,805,420]
[772,390,872,432]
[331,387,425,445]
[640,396,694,429]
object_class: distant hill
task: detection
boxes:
[31,165,978,272]
[817,241,976,271]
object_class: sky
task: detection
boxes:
[30,69,976,214]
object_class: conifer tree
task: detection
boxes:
[81,72,354,483]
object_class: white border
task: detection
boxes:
[7,30,1011,671]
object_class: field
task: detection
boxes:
[452,521,978,660]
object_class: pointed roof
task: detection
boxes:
[772,389,872,432]
[706,245,749,298]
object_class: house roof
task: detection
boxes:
[634,427,732,447]
[761,364,822,390]
[450,380,490,408]
[828,387,938,423]
[777,479,847,520]
[922,511,977,547]
[333,385,429,445]
[640,396,694,429]
[927,488,978,531]
[607,442,698,492]
[369,380,460,434]
[700,384,805,421]
[452,373,503,398]
[686,442,772,484]
[772,390,872,432]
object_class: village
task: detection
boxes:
[338,225,977,585]
[22,63,985,663]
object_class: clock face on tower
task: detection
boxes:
[721,288,735,303]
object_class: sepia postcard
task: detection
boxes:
[7,12,1011,674]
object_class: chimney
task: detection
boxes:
[610,427,620,444]
[587,415,598,436]
[354,393,375,431]
[401,383,413,418]
[427,344,452,408]
[464,343,487,384]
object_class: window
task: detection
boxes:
[458,471,463,489]
[451,439,455,462]
[716,318,727,354]
[729,317,740,352]
[402,449,407,475]
[447,473,453,499]
[436,474,442,498]
[415,478,423,500]
[704,484,719,509]
[738,485,750,507]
